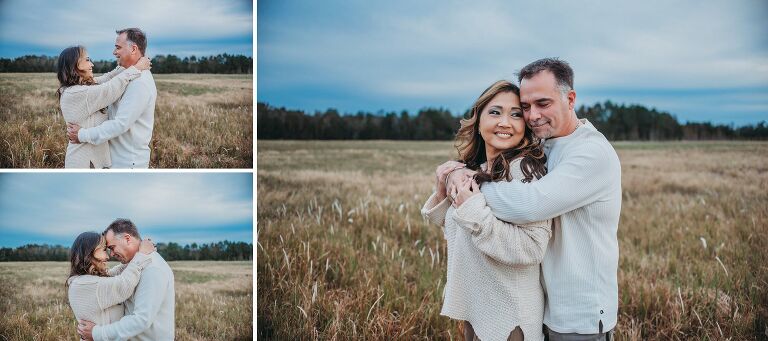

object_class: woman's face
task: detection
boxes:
[76,50,94,80]
[478,91,525,160]
[91,239,109,274]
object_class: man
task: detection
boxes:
[448,58,621,340]
[67,28,157,169]
[77,219,175,341]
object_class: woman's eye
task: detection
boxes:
[489,110,500,115]
[511,111,523,117]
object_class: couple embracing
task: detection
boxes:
[423,58,622,341]
[66,219,174,340]
[57,27,157,169]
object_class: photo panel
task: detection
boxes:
[0,172,254,339]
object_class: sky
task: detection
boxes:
[0,0,253,60]
[0,173,253,248]
[257,0,768,127]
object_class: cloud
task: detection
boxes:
[0,0,252,59]
[0,173,253,246]
[257,0,768,125]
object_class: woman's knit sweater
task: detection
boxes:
[67,252,152,325]
[422,158,551,341]
[60,66,141,168]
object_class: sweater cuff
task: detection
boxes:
[92,324,107,341]
[452,194,487,233]
[77,127,91,145]
[123,66,143,79]
[130,252,153,268]
[421,192,450,227]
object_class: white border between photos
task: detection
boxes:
[252,0,258,338]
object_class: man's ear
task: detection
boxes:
[567,90,577,111]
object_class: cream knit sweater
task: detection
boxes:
[422,158,551,341]
[67,252,152,326]
[60,66,142,168]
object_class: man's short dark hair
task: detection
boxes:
[116,28,147,56]
[517,58,574,92]
[104,218,141,239]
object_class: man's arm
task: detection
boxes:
[77,79,151,145]
[91,266,170,341]
[481,141,619,223]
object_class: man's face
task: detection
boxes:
[520,70,575,139]
[113,33,137,68]
[104,230,136,264]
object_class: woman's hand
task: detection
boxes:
[134,56,152,71]
[435,161,465,201]
[139,238,156,254]
[451,176,480,208]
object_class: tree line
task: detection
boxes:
[258,101,768,140]
[0,53,252,74]
[0,241,252,262]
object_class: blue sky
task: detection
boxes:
[257,0,768,126]
[0,173,253,248]
[0,0,252,60]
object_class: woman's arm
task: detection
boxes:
[93,66,126,84]
[82,66,144,116]
[106,263,128,277]
[453,181,551,266]
[94,252,152,310]
[421,191,451,227]
[81,57,151,118]
[421,160,467,227]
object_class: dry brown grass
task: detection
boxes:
[0,260,252,340]
[0,73,252,168]
[257,140,768,340]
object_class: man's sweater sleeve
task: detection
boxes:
[481,141,616,224]
[92,266,170,341]
[78,79,151,145]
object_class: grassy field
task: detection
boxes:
[257,140,768,340]
[0,73,252,168]
[0,260,252,340]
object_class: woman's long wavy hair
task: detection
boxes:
[454,80,547,184]
[56,45,94,99]
[66,232,108,287]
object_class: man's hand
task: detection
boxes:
[446,168,476,201]
[77,319,95,341]
[67,123,81,144]
[451,176,481,208]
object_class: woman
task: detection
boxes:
[421,80,551,341]
[57,45,151,168]
[66,232,155,333]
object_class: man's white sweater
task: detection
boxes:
[92,252,175,341]
[481,119,622,334]
[78,68,157,169]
